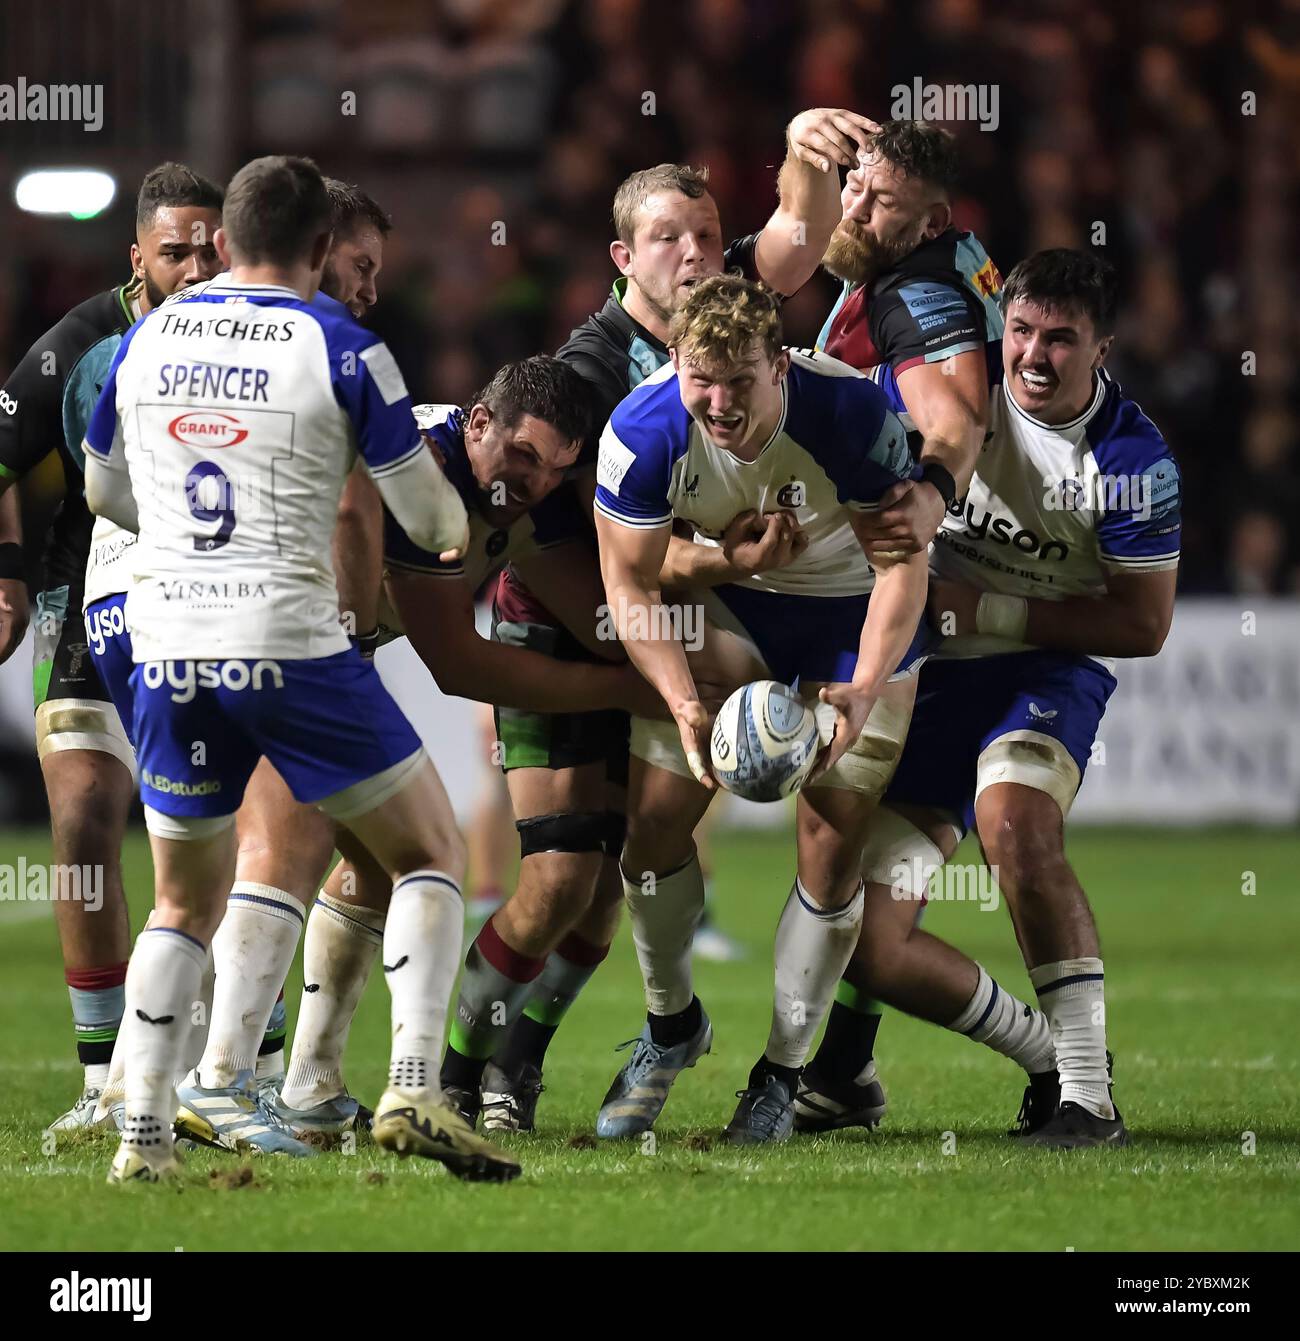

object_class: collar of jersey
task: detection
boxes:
[611,278,666,347]
[204,279,301,299]
[1005,369,1105,433]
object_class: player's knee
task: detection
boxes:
[45,763,129,867]
[623,807,693,875]
[980,816,1065,900]
[517,851,603,928]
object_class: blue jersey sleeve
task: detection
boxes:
[787,363,921,510]
[1089,388,1182,571]
[325,319,424,478]
[594,416,676,528]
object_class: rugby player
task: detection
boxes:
[593,274,929,1144]
[802,250,1180,1147]
[471,108,879,1129]
[271,360,666,1137]
[800,120,1006,1123]
[0,164,224,1131]
[85,181,403,1152]
[82,154,520,1184]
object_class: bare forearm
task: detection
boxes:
[918,416,983,497]
[333,467,383,634]
[416,632,634,712]
[0,483,21,545]
[659,534,739,589]
[605,574,697,712]
[853,553,928,694]
[1023,592,1171,658]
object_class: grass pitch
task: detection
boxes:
[1,824,1297,1252]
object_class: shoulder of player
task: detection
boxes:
[12,287,125,382]
[607,361,683,442]
[1085,372,1177,474]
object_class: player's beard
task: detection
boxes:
[822,218,928,287]
[140,268,169,312]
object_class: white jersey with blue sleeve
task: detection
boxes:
[933,369,1181,668]
[594,349,918,598]
[82,277,426,662]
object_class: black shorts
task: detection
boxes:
[32,583,111,707]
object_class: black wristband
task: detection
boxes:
[0,542,25,583]
[356,627,381,660]
[920,461,957,509]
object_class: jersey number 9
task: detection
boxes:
[185,460,236,552]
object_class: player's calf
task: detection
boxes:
[977,783,1118,1132]
[41,748,135,1131]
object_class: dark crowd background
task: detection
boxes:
[1,0,1298,602]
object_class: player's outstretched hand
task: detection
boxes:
[673,698,716,790]
[807,682,873,782]
[788,108,880,173]
[722,509,807,576]
[856,478,947,556]
[0,578,30,666]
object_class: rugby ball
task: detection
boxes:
[710,680,821,802]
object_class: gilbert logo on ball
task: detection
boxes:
[711,680,821,802]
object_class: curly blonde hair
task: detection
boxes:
[668,274,784,372]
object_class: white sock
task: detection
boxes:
[624,852,706,1016]
[281,892,385,1109]
[180,943,216,1078]
[120,927,207,1160]
[383,871,463,1097]
[85,1061,110,1089]
[255,1048,284,1083]
[948,963,1056,1074]
[197,883,305,1091]
[766,878,864,1069]
[1030,957,1112,1119]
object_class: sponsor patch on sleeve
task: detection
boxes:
[360,343,409,406]
[597,433,637,496]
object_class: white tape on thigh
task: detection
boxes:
[144,806,235,841]
[975,730,1081,818]
[806,693,912,799]
[317,747,427,820]
[860,806,948,899]
[35,698,136,777]
[628,715,694,780]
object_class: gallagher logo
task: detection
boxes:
[168,411,248,448]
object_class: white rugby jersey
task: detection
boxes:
[83,278,425,661]
[933,369,1181,665]
[83,515,136,607]
[594,350,917,597]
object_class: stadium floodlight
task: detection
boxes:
[14,168,117,219]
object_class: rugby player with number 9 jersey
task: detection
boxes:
[82,155,519,1185]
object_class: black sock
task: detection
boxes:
[750,1057,801,1094]
[439,1045,490,1093]
[495,1014,556,1075]
[648,996,702,1048]
[811,1000,882,1086]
